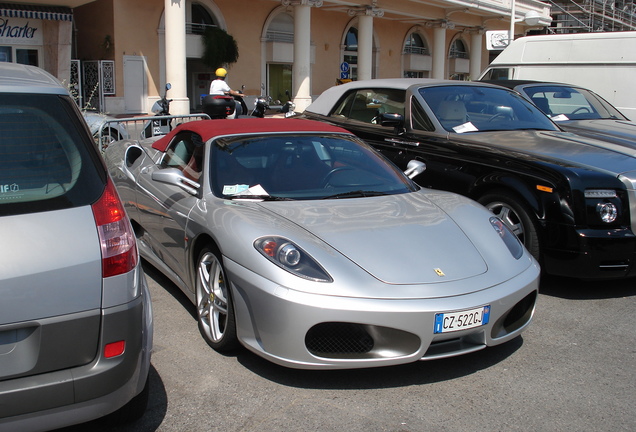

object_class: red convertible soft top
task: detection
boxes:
[152,118,351,152]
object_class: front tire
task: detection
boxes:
[478,191,541,260]
[195,246,239,352]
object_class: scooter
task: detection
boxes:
[250,94,272,118]
[249,89,296,118]
[279,90,296,117]
[142,83,173,138]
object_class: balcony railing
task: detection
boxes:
[186,22,218,35]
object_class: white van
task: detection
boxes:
[479,32,636,119]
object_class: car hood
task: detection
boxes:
[260,192,489,284]
[558,119,636,154]
[459,130,636,175]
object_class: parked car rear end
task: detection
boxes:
[0,63,152,431]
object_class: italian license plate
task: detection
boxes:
[434,305,490,334]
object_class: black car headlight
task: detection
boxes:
[254,236,332,282]
[585,189,621,225]
[490,217,524,259]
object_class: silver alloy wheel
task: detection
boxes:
[479,191,540,260]
[485,201,526,243]
[196,251,229,344]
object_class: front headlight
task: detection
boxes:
[490,217,524,259]
[585,189,621,225]
[597,202,618,223]
[254,236,332,282]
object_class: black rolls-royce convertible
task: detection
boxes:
[302,79,636,280]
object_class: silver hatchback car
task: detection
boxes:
[0,64,153,431]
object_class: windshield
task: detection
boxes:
[520,85,626,121]
[211,134,416,200]
[419,85,559,133]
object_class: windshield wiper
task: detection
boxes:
[322,190,388,199]
[228,194,293,201]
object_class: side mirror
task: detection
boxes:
[152,168,199,196]
[379,113,404,128]
[404,160,426,179]
[165,83,172,91]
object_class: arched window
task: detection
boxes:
[345,27,358,51]
[264,11,294,101]
[266,12,294,42]
[343,27,358,80]
[448,38,470,80]
[449,39,468,59]
[404,33,429,55]
[190,3,217,34]
[403,31,431,78]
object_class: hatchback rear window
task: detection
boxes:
[0,93,105,216]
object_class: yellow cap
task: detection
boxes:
[215,67,227,78]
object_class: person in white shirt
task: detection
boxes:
[209,67,243,97]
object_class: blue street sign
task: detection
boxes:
[340,71,349,79]
[340,62,350,73]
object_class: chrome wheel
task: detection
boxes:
[479,191,540,260]
[196,247,237,351]
[485,201,525,240]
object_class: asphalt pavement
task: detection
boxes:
[60,261,636,432]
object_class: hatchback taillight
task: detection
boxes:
[92,178,138,278]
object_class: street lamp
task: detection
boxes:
[509,2,549,44]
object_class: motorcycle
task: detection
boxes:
[202,84,294,119]
[142,83,173,138]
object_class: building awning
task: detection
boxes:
[0,3,73,22]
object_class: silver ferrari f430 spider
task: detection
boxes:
[104,117,539,370]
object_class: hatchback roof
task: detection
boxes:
[0,63,67,95]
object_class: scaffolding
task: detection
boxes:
[547,0,636,32]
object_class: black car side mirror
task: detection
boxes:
[379,113,406,135]
[379,112,404,128]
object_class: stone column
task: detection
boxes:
[164,0,189,114]
[357,14,373,81]
[432,25,447,79]
[348,5,383,81]
[283,0,322,112]
[469,29,484,81]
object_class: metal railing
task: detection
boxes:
[403,46,430,55]
[97,113,210,152]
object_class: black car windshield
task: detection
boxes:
[419,85,559,133]
[211,133,416,200]
[520,85,627,121]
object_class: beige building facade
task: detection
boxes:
[4,0,552,115]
